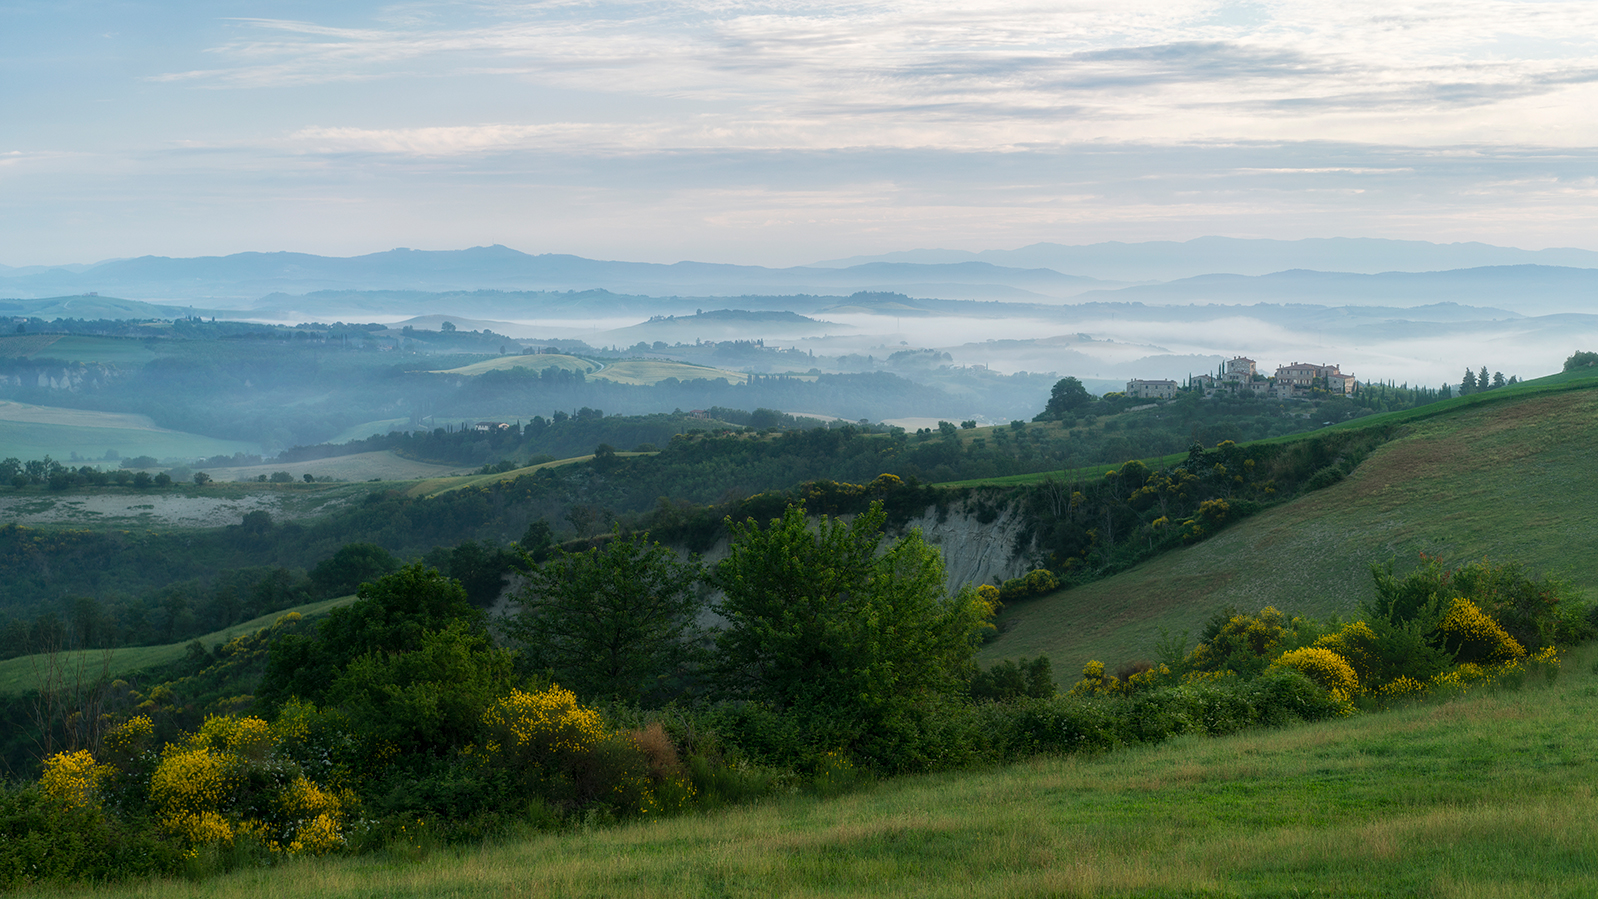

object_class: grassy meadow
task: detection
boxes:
[430,354,599,377]
[587,358,748,386]
[0,335,161,365]
[982,373,1598,675]
[429,353,748,387]
[0,596,354,694]
[0,400,255,462]
[198,451,464,483]
[399,451,656,498]
[29,644,1598,898]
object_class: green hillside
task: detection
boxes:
[44,644,1598,898]
[0,399,256,461]
[431,353,599,376]
[983,370,1598,674]
[0,595,354,695]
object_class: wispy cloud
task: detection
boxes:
[145,1,1598,151]
[11,0,1598,264]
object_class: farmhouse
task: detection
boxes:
[1126,378,1177,399]
[1275,362,1357,395]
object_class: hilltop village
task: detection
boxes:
[1126,357,1356,400]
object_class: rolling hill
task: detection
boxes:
[0,399,257,461]
[982,370,1598,674]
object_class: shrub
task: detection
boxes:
[1313,621,1380,685]
[1272,646,1360,696]
[39,749,111,809]
[1185,607,1291,677]
[1249,667,1353,723]
[1436,598,1525,665]
[970,657,1055,702]
[483,685,607,769]
[1303,465,1345,491]
[0,783,173,887]
[1068,660,1120,696]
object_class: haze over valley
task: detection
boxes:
[8,0,1598,893]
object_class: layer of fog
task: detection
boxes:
[458,305,1596,389]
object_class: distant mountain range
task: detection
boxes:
[0,246,1115,305]
[1,239,1594,317]
[812,236,1598,281]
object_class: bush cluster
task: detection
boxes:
[9,535,1587,889]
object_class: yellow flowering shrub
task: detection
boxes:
[1313,621,1379,684]
[1375,675,1428,705]
[1186,607,1287,672]
[483,685,608,761]
[151,745,238,846]
[101,715,154,758]
[40,749,110,809]
[976,584,1001,614]
[1123,663,1171,694]
[1069,660,1120,696]
[288,813,344,855]
[144,713,352,855]
[1527,645,1560,676]
[1273,647,1360,696]
[1437,598,1524,665]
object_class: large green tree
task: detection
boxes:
[1034,376,1095,420]
[309,542,401,599]
[709,502,991,760]
[259,563,483,709]
[502,530,704,703]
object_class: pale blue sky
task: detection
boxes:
[4,0,1597,266]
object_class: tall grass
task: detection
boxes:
[28,644,1598,898]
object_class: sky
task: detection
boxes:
[4,0,1598,267]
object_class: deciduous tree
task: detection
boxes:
[504,530,703,703]
[710,502,991,738]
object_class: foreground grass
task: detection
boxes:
[33,644,1598,898]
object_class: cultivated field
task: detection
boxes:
[431,354,599,376]
[399,451,654,498]
[12,335,160,364]
[35,643,1598,898]
[0,335,63,356]
[198,450,465,483]
[983,375,1598,674]
[0,400,256,461]
[429,354,749,387]
[587,358,747,386]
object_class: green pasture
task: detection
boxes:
[34,644,1598,898]
[0,404,256,463]
[983,374,1598,674]
[401,451,657,498]
[943,369,1598,490]
[23,336,161,365]
[322,418,414,445]
[0,596,355,695]
[590,358,747,386]
[430,354,598,377]
[201,451,463,483]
